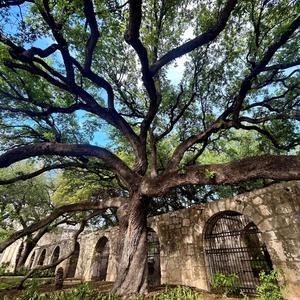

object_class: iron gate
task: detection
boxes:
[204,211,273,294]
[147,228,161,287]
[93,237,110,280]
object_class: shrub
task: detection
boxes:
[20,284,205,300]
[0,262,9,275]
[21,279,43,300]
[211,272,241,295]
[21,283,121,300]
[153,286,203,300]
[256,268,285,300]
[33,269,55,278]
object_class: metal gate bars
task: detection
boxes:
[204,211,273,294]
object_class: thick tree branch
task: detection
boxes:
[168,14,300,170]
[125,0,159,159]
[0,197,126,253]
[17,214,93,289]
[0,162,83,185]
[1,35,143,173]
[142,155,300,196]
[83,0,100,72]
[167,120,235,170]
[0,102,86,118]
[230,14,300,119]
[262,59,300,71]
[0,143,137,186]
[149,0,238,75]
[38,0,75,83]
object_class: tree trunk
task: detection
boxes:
[112,193,148,296]
[116,202,129,263]
[16,240,34,269]
[16,227,48,269]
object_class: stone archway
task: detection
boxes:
[37,249,46,266]
[51,246,60,264]
[147,228,161,287]
[66,242,80,278]
[92,237,110,280]
[29,251,35,269]
[50,246,60,273]
[204,211,273,294]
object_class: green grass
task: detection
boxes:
[10,283,205,300]
[0,276,53,291]
[0,276,22,289]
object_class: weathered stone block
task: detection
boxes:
[183,219,190,227]
[259,204,273,216]
[252,196,264,205]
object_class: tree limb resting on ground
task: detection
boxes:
[0,197,126,253]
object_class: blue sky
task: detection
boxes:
[1,4,191,148]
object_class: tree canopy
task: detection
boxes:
[0,0,299,295]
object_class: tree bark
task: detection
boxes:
[112,193,148,296]
[16,240,33,269]
[116,202,129,263]
[16,227,48,269]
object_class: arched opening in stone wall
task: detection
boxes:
[29,251,35,269]
[147,228,161,287]
[204,211,273,294]
[37,249,46,266]
[66,242,80,278]
[92,236,110,280]
[49,246,60,273]
[51,246,60,264]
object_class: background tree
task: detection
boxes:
[0,0,299,296]
[0,162,53,269]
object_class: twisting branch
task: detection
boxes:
[3,58,141,159]
[262,59,300,71]
[0,143,137,186]
[0,162,83,185]
[16,212,96,289]
[0,103,86,118]
[167,120,235,170]
[238,123,299,150]
[167,13,300,170]
[0,197,126,253]
[157,90,196,141]
[230,14,300,119]
[149,0,238,75]
[125,0,159,150]
[83,0,100,72]
[37,0,75,83]
[0,16,143,172]
[142,155,300,197]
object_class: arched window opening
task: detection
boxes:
[51,246,60,264]
[147,228,161,287]
[92,237,110,280]
[29,251,35,269]
[37,249,46,266]
[204,211,273,294]
[66,242,80,278]
[49,246,60,274]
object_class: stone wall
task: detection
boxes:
[148,181,300,299]
[1,181,299,299]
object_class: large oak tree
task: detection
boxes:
[0,0,299,296]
